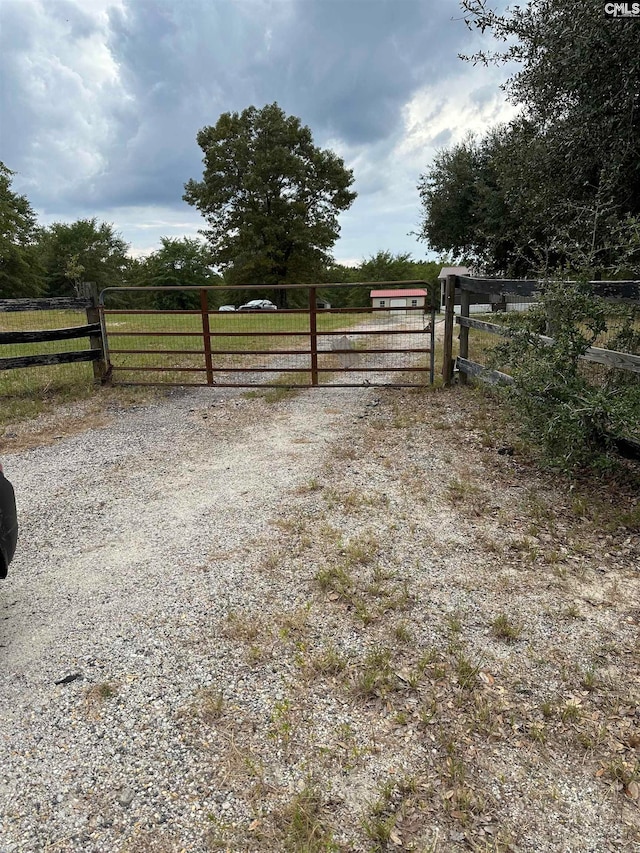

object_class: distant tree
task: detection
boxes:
[40,218,129,296]
[141,237,215,288]
[317,253,441,308]
[184,103,356,305]
[346,251,441,307]
[122,256,146,288]
[358,251,418,282]
[316,263,356,307]
[135,237,220,309]
[322,262,359,285]
[0,162,44,297]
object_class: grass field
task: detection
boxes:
[103,308,383,384]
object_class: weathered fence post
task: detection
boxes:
[442,274,456,386]
[82,282,108,383]
[458,287,471,385]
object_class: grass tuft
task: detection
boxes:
[490,613,523,642]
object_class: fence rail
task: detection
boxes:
[456,276,640,302]
[0,289,106,381]
[0,324,101,346]
[0,349,101,371]
[456,316,640,375]
[0,297,94,313]
[455,357,513,386]
[442,275,640,385]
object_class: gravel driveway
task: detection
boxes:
[0,386,379,851]
[1,381,638,852]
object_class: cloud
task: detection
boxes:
[0,0,516,262]
[63,0,295,209]
[399,67,520,164]
[0,0,128,206]
[255,0,461,146]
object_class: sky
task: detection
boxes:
[0,0,518,266]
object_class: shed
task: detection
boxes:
[370,288,428,314]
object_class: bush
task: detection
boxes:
[492,281,640,472]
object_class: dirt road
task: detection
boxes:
[0,381,638,852]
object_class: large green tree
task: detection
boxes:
[418,123,563,276]
[0,162,44,297]
[418,139,481,263]
[39,218,130,296]
[184,103,357,302]
[419,1,640,277]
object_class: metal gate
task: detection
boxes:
[99,282,435,388]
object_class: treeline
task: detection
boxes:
[1,162,135,300]
[1,163,440,309]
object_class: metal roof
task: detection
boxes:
[438,266,470,279]
[370,289,428,298]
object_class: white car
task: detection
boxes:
[218,305,236,312]
[238,299,277,311]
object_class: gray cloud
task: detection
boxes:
[74,0,284,208]
[429,128,453,149]
[254,0,460,145]
[0,1,47,181]
[0,0,513,260]
[48,0,98,39]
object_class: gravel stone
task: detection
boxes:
[116,788,135,809]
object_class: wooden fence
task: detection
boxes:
[0,285,106,382]
[441,275,640,386]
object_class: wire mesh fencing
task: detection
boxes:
[101,284,436,388]
[0,299,100,408]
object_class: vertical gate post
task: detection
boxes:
[458,288,471,385]
[429,305,436,385]
[200,289,214,386]
[442,274,456,386]
[82,281,107,383]
[309,286,319,386]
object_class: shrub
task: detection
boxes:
[492,280,640,472]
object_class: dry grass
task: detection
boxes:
[193,385,640,851]
[0,385,163,452]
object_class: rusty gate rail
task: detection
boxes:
[99,281,436,388]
